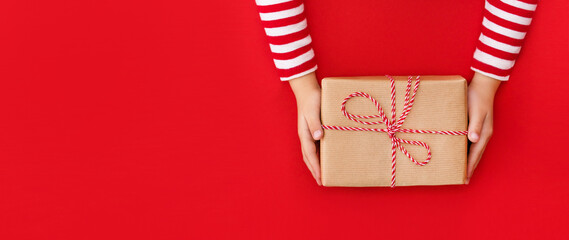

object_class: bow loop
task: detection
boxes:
[338,76,428,166]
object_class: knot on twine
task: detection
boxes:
[386,124,399,138]
[321,75,468,187]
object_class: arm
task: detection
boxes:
[255,0,322,185]
[467,0,539,183]
[255,0,318,81]
[471,0,539,80]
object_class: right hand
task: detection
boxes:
[288,72,323,186]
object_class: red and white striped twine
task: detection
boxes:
[321,75,468,187]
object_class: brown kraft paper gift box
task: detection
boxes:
[320,75,468,187]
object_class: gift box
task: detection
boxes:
[320,75,468,187]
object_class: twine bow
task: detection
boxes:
[321,75,468,187]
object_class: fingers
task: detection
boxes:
[301,148,317,181]
[467,108,484,143]
[305,104,324,141]
[300,135,322,186]
[298,114,322,186]
[466,139,485,184]
[466,114,493,184]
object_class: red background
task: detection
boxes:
[1,0,568,239]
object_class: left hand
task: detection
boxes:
[466,72,502,184]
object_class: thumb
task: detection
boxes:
[468,112,484,143]
[306,113,324,141]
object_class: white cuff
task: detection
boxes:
[471,66,510,81]
[280,65,318,81]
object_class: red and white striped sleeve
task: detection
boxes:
[255,0,318,81]
[471,0,539,81]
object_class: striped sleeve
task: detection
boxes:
[471,0,539,81]
[255,0,318,81]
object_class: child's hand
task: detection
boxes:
[466,72,502,184]
[288,72,323,186]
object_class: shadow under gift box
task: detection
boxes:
[320,75,468,187]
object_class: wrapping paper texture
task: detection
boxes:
[320,75,468,187]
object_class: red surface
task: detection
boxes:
[1,1,568,239]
